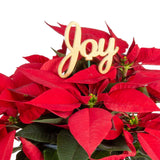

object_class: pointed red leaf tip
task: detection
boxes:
[137,47,160,65]
[127,44,140,63]
[57,40,67,54]
[46,21,111,41]
[17,102,45,124]
[0,73,13,92]
[137,113,160,128]
[40,56,69,75]
[23,55,49,63]
[45,21,65,36]
[0,100,17,117]
[17,67,63,88]
[68,108,112,157]
[147,82,160,102]
[138,133,160,160]
[0,130,16,160]
[13,83,45,97]
[46,21,115,54]
[26,87,81,113]
[127,38,136,55]
[11,63,42,88]
[105,22,128,54]
[66,65,116,84]
[125,38,140,63]
[104,88,160,113]
[109,82,144,93]
[145,128,160,139]
[21,137,44,160]
[47,21,128,55]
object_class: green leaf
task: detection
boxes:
[16,123,57,143]
[137,87,150,97]
[103,83,118,93]
[71,58,88,74]
[91,150,110,159]
[57,130,88,160]
[33,118,63,124]
[6,124,20,129]
[16,151,29,160]
[51,48,65,57]
[99,135,130,152]
[12,122,27,129]
[125,154,151,160]
[13,145,22,153]
[134,148,152,160]
[43,148,59,160]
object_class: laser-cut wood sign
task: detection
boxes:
[58,21,119,78]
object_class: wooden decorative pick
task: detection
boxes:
[58,21,119,78]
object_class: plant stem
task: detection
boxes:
[122,66,129,82]
[88,61,91,68]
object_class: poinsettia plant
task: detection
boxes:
[0,22,160,160]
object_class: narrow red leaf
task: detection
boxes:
[68,108,112,157]
[27,87,81,112]
[127,44,140,63]
[66,65,116,84]
[138,113,160,128]
[145,128,160,139]
[138,133,160,160]
[105,115,123,140]
[129,70,160,85]
[57,40,67,54]
[126,38,136,56]
[51,110,73,118]
[46,22,65,36]
[147,82,160,101]
[0,73,13,92]
[0,130,16,160]
[48,22,128,56]
[0,100,17,116]
[76,84,89,96]
[13,83,46,97]
[18,67,78,93]
[105,89,159,112]
[46,22,111,44]
[145,117,160,130]
[40,56,69,75]
[97,79,109,95]
[11,63,42,88]
[40,57,61,74]
[17,102,45,124]
[106,23,128,54]
[21,137,44,160]
[23,55,49,63]
[54,124,69,129]
[0,89,14,102]
[18,67,62,88]
[109,82,144,93]
[137,47,160,65]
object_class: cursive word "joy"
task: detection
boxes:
[58,21,119,78]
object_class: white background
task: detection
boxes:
[0,0,160,159]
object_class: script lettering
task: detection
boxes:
[58,21,119,78]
